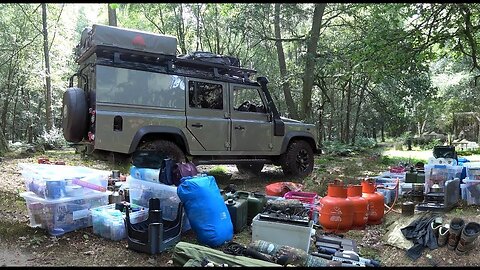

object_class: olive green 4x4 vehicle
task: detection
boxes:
[62,24,319,177]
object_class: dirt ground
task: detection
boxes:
[1,147,480,267]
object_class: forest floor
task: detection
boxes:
[1,145,480,267]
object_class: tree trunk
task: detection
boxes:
[108,4,117,26]
[42,3,53,131]
[11,88,19,143]
[299,3,326,120]
[381,121,385,142]
[0,130,8,155]
[351,80,367,145]
[274,3,298,119]
[344,78,352,144]
[339,83,345,143]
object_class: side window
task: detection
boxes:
[189,81,223,110]
[233,87,266,113]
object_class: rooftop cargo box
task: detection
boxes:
[76,24,178,62]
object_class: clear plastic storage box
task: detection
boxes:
[19,163,110,200]
[127,176,190,231]
[21,191,109,236]
[464,163,480,181]
[463,178,480,205]
[90,204,149,241]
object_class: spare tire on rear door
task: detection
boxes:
[62,87,88,143]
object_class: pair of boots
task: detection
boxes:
[434,217,480,255]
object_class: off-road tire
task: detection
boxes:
[236,163,264,176]
[62,87,88,143]
[137,139,186,163]
[280,140,314,178]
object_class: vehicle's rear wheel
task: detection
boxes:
[280,140,314,178]
[62,87,88,143]
[136,139,186,163]
[236,163,264,176]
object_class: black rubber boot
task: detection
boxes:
[455,222,480,255]
[431,217,443,239]
[447,218,465,250]
[438,225,450,247]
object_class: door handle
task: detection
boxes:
[234,126,245,130]
[191,123,203,128]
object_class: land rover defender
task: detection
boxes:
[62,24,319,177]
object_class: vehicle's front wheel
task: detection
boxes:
[280,140,314,178]
[136,139,186,163]
[236,163,264,176]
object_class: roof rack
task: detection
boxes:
[78,45,257,82]
[173,57,257,81]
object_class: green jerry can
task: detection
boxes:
[235,191,267,225]
[416,170,425,183]
[225,197,248,233]
[405,167,418,183]
[219,189,235,201]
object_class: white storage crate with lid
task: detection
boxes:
[127,175,190,231]
[251,214,315,252]
[21,191,109,236]
[19,163,110,200]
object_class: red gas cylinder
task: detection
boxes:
[347,185,369,230]
[318,180,353,233]
[361,178,385,225]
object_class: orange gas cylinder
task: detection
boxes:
[361,178,385,225]
[318,180,353,233]
[347,184,369,230]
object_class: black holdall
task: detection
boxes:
[159,158,175,185]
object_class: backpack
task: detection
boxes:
[173,161,198,186]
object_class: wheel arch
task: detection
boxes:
[280,131,318,154]
[128,126,189,154]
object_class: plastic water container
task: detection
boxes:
[127,176,191,232]
[21,191,109,236]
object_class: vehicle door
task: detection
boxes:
[230,84,273,152]
[185,78,231,151]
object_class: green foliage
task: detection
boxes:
[38,127,67,150]
[380,155,427,167]
[208,165,228,175]
[457,149,480,156]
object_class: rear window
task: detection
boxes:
[95,65,185,109]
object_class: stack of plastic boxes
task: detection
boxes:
[127,172,191,232]
[19,163,110,236]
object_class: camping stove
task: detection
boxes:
[416,178,460,212]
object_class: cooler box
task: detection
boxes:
[127,176,190,232]
[19,163,109,200]
[251,214,315,252]
[21,191,109,236]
